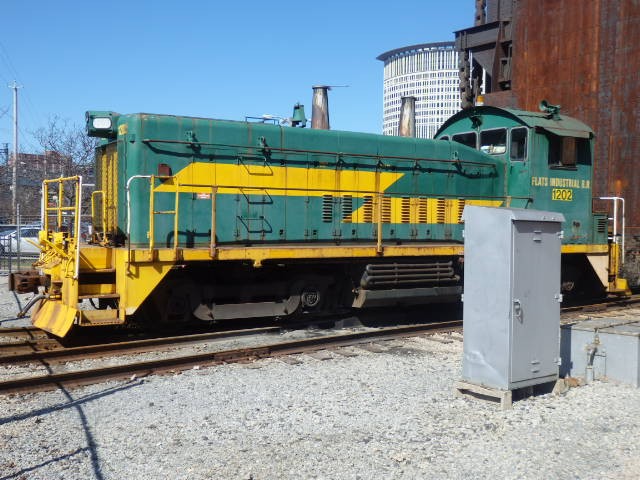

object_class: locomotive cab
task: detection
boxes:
[436,104,628,296]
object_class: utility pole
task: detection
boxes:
[8,80,22,223]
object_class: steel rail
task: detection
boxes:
[0,293,637,370]
[0,326,284,365]
[0,339,62,356]
[560,294,640,315]
[0,321,461,395]
[0,292,637,345]
[0,326,50,340]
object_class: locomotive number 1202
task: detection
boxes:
[552,188,573,201]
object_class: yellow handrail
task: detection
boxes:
[128,176,220,259]
[41,175,82,278]
[128,176,491,260]
[376,192,384,254]
[91,190,106,242]
[148,178,155,251]
[43,176,81,234]
[134,176,392,257]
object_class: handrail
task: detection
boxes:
[41,175,82,278]
[152,178,388,256]
[173,179,179,251]
[126,175,153,263]
[128,175,219,259]
[141,138,498,169]
[376,193,383,254]
[147,175,179,252]
[126,176,499,260]
[148,179,155,251]
[156,182,521,202]
[75,175,83,279]
[91,190,106,242]
[599,196,625,264]
[176,183,218,256]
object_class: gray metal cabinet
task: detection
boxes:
[461,206,564,390]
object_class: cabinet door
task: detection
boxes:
[510,220,560,383]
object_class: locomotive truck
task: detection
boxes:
[10,102,629,337]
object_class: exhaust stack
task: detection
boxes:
[311,85,331,130]
[398,96,417,137]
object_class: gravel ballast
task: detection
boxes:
[1,277,640,479]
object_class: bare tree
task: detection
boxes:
[0,117,99,223]
[34,116,99,180]
[31,117,100,223]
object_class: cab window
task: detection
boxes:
[547,134,590,168]
[510,127,527,162]
[452,132,477,149]
[480,129,507,155]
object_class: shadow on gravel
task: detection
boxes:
[0,317,22,326]
[0,381,143,426]
[0,292,29,326]
[0,448,88,480]
[0,380,143,480]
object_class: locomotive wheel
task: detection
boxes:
[301,287,321,308]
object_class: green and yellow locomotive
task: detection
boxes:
[13,103,628,337]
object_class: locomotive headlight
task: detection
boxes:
[86,111,120,139]
[92,117,112,129]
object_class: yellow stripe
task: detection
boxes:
[154,163,504,225]
[127,244,465,265]
[155,162,403,197]
[561,244,608,254]
[125,242,609,265]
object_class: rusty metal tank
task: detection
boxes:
[459,0,640,239]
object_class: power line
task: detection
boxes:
[0,40,46,131]
[0,41,21,81]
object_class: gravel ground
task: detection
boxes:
[1,275,640,479]
[0,276,31,329]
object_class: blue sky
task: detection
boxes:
[1,0,472,154]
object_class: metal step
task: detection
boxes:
[79,309,122,326]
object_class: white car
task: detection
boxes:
[0,227,41,254]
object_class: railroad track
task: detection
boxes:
[0,325,284,365]
[0,292,636,347]
[0,321,462,395]
[560,293,640,319]
[0,292,638,396]
[0,325,51,340]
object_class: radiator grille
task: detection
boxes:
[342,195,353,223]
[363,195,374,223]
[436,198,446,224]
[401,197,411,223]
[597,217,608,233]
[381,196,392,223]
[322,195,333,223]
